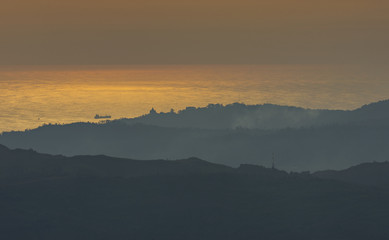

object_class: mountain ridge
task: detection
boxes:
[2,144,389,188]
[115,99,389,130]
[313,161,389,187]
[1,99,389,171]
[2,144,389,239]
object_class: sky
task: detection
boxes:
[1,0,388,65]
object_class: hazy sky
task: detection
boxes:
[1,0,388,65]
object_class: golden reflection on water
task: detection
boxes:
[1,64,388,133]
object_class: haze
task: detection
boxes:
[1,0,388,65]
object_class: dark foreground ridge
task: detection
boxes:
[314,161,389,187]
[1,145,389,240]
[0,144,235,180]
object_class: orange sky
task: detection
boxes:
[1,0,388,64]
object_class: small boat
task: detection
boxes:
[94,114,111,119]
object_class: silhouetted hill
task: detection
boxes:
[0,145,234,180]
[117,100,389,129]
[314,161,389,187]
[118,103,342,129]
[1,100,389,171]
[4,144,389,186]
[356,99,389,117]
[1,146,389,240]
[2,120,389,171]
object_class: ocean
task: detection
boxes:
[1,64,388,133]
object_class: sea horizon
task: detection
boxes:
[1,64,389,133]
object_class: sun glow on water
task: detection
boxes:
[1,64,388,133]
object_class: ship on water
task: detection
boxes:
[94,114,111,119]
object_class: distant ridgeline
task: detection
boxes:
[118,100,389,129]
[1,100,389,171]
[1,144,389,187]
